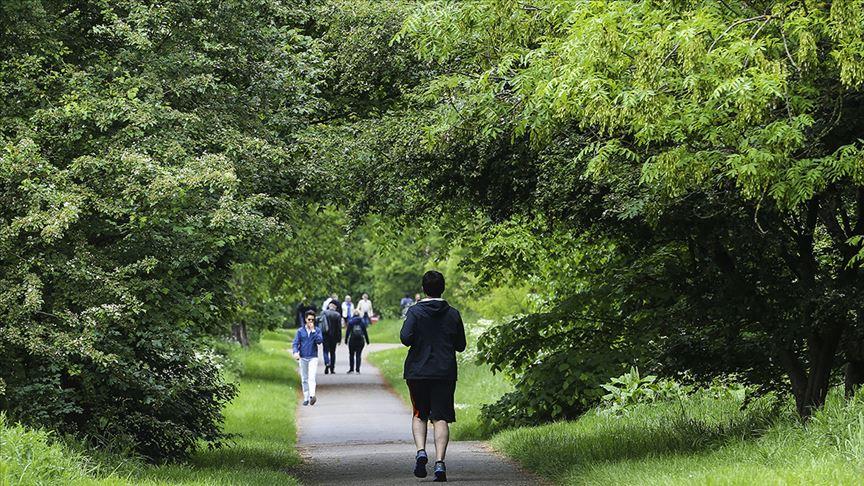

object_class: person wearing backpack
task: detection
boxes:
[344,310,369,374]
[400,271,466,482]
[321,301,343,374]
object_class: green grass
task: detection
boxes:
[1,329,301,486]
[1,412,129,485]
[367,323,513,440]
[366,318,403,344]
[491,390,864,485]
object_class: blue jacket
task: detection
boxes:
[293,327,323,358]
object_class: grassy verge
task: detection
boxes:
[367,323,512,440]
[136,329,301,485]
[491,390,864,485]
[366,318,402,344]
[2,329,301,485]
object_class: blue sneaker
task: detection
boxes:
[433,461,446,482]
[413,449,428,478]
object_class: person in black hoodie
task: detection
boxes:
[400,270,466,483]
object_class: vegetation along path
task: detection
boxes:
[294,343,536,485]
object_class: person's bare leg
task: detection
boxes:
[412,416,428,451]
[432,420,449,461]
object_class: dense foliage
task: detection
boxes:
[386,0,864,422]
[0,0,327,459]
[5,0,863,463]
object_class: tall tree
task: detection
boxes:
[1,0,326,459]
[377,0,864,419]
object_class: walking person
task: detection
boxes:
[321,292,339,312]
[321,301,342,374]
[341,295,354,326]
[292,310,323,406]
[400,271,466,482]
[400,293,413,318]
[357,292,374,327]
[345,310,370,374]
[295,298,315,329]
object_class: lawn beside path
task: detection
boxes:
[368,318,864,485]
[137,329,302,485]
[2,329,302,485]
[490,391,864,485]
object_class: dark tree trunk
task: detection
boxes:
[845,360,864,398]
[779,321,846,419]
[232,323,250,347]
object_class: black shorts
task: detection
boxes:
[406,379,457,423]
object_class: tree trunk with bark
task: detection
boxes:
[845,359,864,398]
[779,321,846,419]
[232,323,250,347]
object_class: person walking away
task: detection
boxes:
[357,293,374,327]
[322,292,339,312]
[321,301,343,374]
[345,310,370,374]
[292,310,323,405]
[400,293,413,318]
[341,295,354,327]
[400,271,466,482]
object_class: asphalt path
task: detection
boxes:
[293,342,539,485]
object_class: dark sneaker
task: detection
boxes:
[310,396,317,405]
[324,367,330,375]
[413,449,428,478]
[347,370,354,374]
[302,400,309,406]
[433,461,446,482]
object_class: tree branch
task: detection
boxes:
[708,15,770,53]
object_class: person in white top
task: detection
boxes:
[322,293,339,311]
[341,295,354,325]
[357,293,374,326]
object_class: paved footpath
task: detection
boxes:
[293,343,540,485]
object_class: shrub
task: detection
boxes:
[2,330,237,461]
[599,367,690,415]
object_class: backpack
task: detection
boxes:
[351,322,364,340]
[317,313,329,334]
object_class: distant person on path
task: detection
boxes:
[341,295,354,326]
[344,310,370,374]
[322,293,339,312]
[295,298,315,329]
[321,301,343,374]
[413,293,421,305]
[400,271,466,482]
[357,292,374,326]
[292,310,323,406]
[400,293,413,317]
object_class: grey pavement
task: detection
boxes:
[293,342,539,485]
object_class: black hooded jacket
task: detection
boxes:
[400,299,467,380]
